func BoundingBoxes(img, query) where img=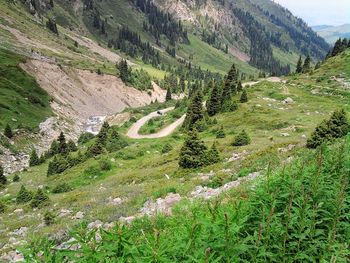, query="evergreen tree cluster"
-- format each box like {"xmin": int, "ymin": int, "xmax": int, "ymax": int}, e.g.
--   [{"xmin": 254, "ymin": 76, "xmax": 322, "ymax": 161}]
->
[
  {"xmin": 111, "ymin": 26, "xmax": 161, "ymax": 66},
  {"xmin": 328, "ymin": 38, "xmax": 350, "ymax": 58},
  {"xmin": 134, "ymin": 0, "xmax": 188, "ymax": 45},
  {"xmin": 306, "ymin": 109, "xmax": 349, "ymax": 149},
  {"xmin": 295, "ymin": 55, "xmax": 312, "ymax": 74},
  {"xmin": 178, "ymin": 129, "xmax": 220, "ymax": 168},
  {"xmin": 232, "ymin": 8, "xmax": 291, "ymax": 76}
]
